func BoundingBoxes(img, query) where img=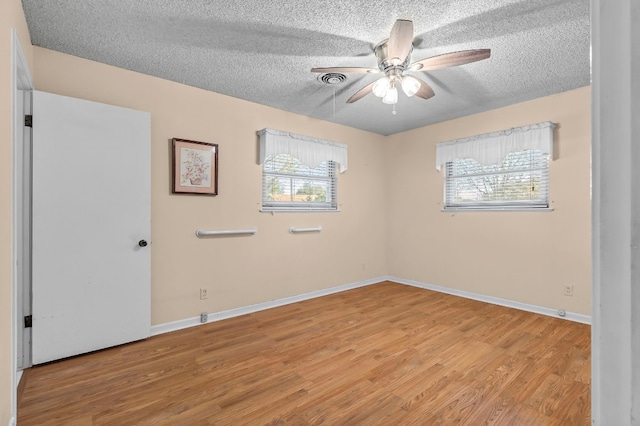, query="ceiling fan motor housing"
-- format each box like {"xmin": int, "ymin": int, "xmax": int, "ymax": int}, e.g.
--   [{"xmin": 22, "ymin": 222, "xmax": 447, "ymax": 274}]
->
[{"xmin": 375, "ymin": 39, "xmax": 413, "ymax": 73}]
